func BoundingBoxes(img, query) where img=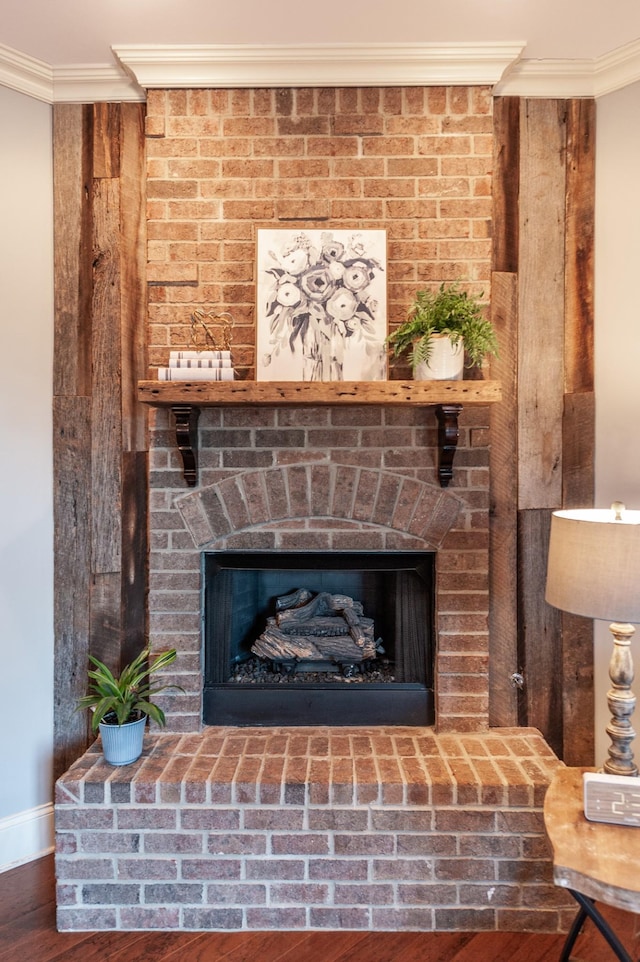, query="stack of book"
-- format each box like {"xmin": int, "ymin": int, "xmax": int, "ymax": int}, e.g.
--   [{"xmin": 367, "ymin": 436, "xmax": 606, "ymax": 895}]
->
[{"xmin": 156, "ymin": 350, "xmax": 235, "ymax": 381}]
